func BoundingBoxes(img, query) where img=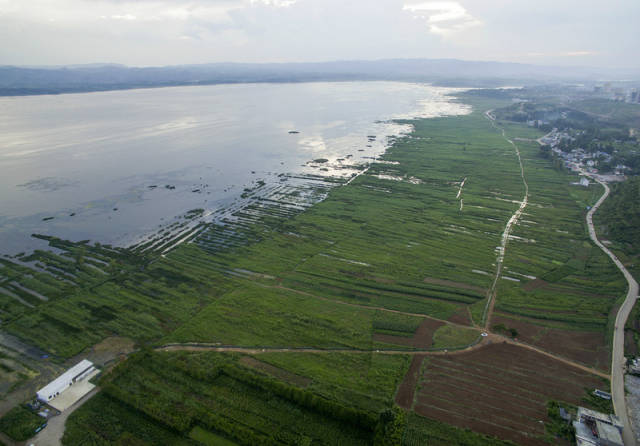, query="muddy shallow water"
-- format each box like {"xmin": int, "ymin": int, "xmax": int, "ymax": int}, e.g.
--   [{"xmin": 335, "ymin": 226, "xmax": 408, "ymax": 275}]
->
[{"xmin": 0, "ymin": 81, "xmax": 469, "ymax": 254}]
